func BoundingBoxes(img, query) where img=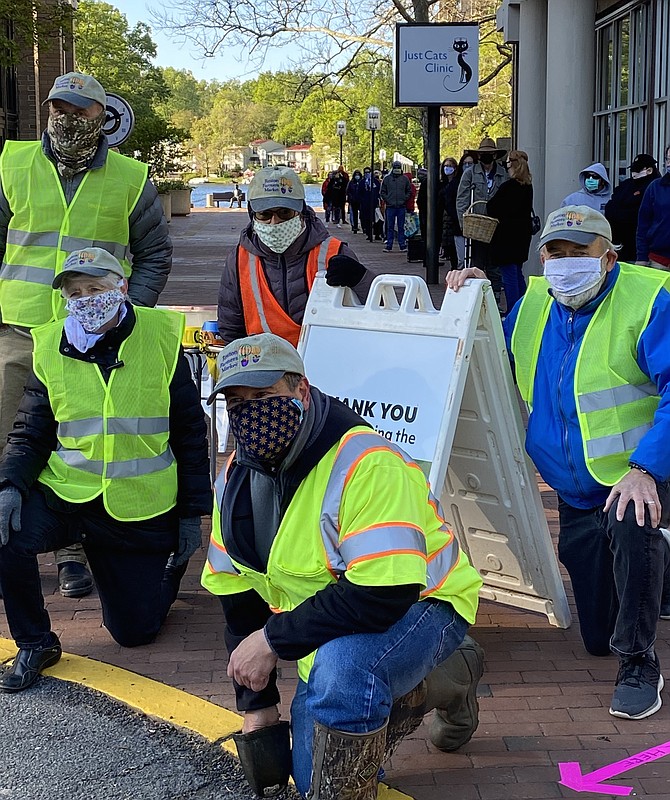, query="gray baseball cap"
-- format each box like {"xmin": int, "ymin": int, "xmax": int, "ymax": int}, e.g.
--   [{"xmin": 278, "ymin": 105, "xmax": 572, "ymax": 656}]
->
[
  {"xmin": 53, "ymin": 247, "xmax": 125, "ymax": 289},
  {"xmin": 247, "ymin": 167, "xmax": 305, "ymax": 212},
  {"xmin": 539, "ymin": 205, "xmax": 612, "ymax": 248},
  {"xmin": 43, "ymin": 72, "xmax": 106, "ymax": 109},
  {"xmin": 208, "ymin": 333, "xmax": 305, "ymax": 403}
]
